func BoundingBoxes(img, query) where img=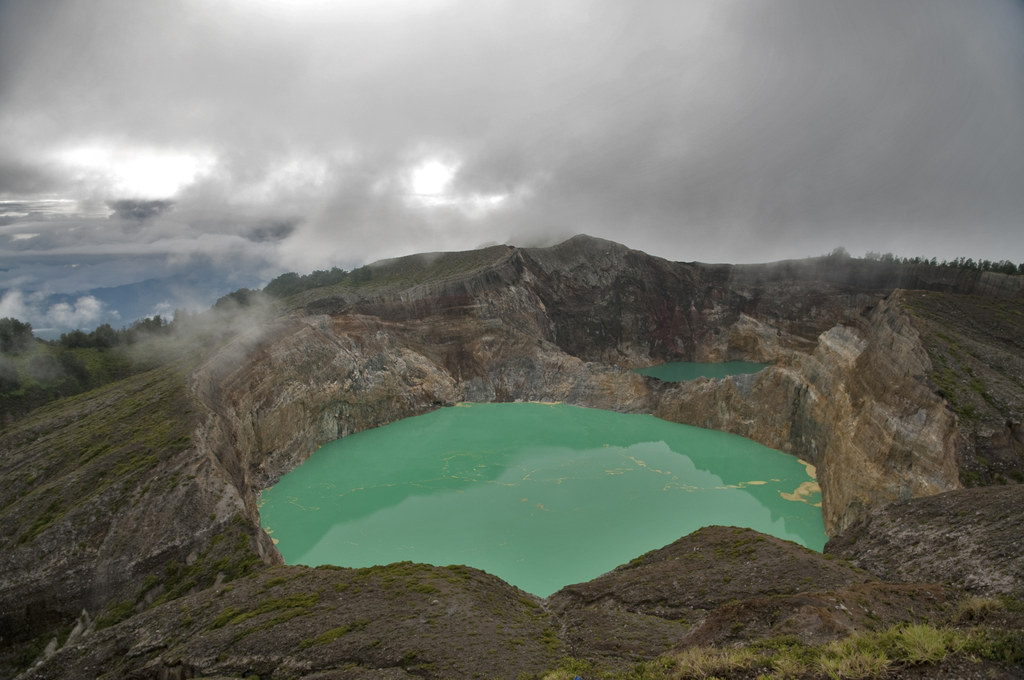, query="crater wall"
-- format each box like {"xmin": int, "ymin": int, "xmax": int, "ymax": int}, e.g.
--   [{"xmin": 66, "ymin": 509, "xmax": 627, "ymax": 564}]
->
[
  {"xmin": 5, "ymin": 236, "xmax": 1021, "ymax": 677},
  {"xmin": 188, "ymin": 237, "xmax": 980, "ymax": 544}
]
